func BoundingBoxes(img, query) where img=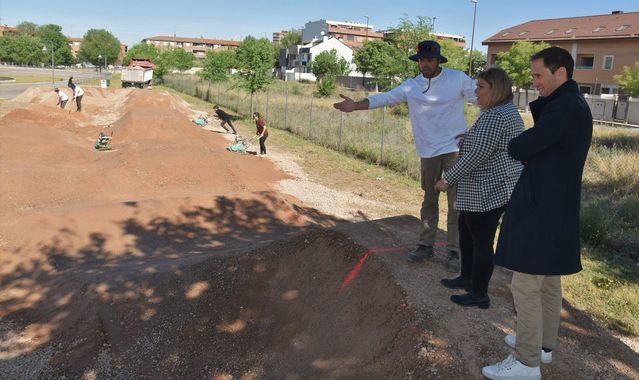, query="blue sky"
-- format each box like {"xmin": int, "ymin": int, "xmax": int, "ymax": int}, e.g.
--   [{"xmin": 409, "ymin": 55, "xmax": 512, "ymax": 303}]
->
[{"xmin": 0, "ymin": 0, "xmax": 637, "ymax": 52}]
